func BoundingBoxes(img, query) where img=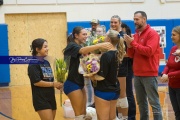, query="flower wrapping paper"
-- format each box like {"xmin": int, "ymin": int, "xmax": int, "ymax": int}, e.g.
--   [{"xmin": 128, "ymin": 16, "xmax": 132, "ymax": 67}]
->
[{"xmin": 79, "ymin": 54, "xmax": 100, "ymax": 77}]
